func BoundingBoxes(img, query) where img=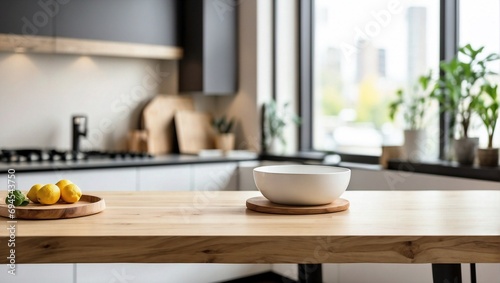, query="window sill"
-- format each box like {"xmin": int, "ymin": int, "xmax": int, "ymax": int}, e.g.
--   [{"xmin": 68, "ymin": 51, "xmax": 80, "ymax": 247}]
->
[
  {"xmin": 259, "ymin": 152, "xmax": 499, "ymax": 182},
  {"xmin": 387, "ymin": 160, "xmax": 500, "ymax": 182}
]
